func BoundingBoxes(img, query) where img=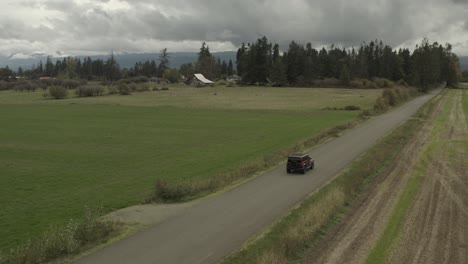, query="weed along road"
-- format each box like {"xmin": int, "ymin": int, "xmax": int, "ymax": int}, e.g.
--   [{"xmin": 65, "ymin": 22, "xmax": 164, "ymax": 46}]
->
[{"xmin": 74, "ymin": 89, "xmax": 441, "ymax": 264}]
